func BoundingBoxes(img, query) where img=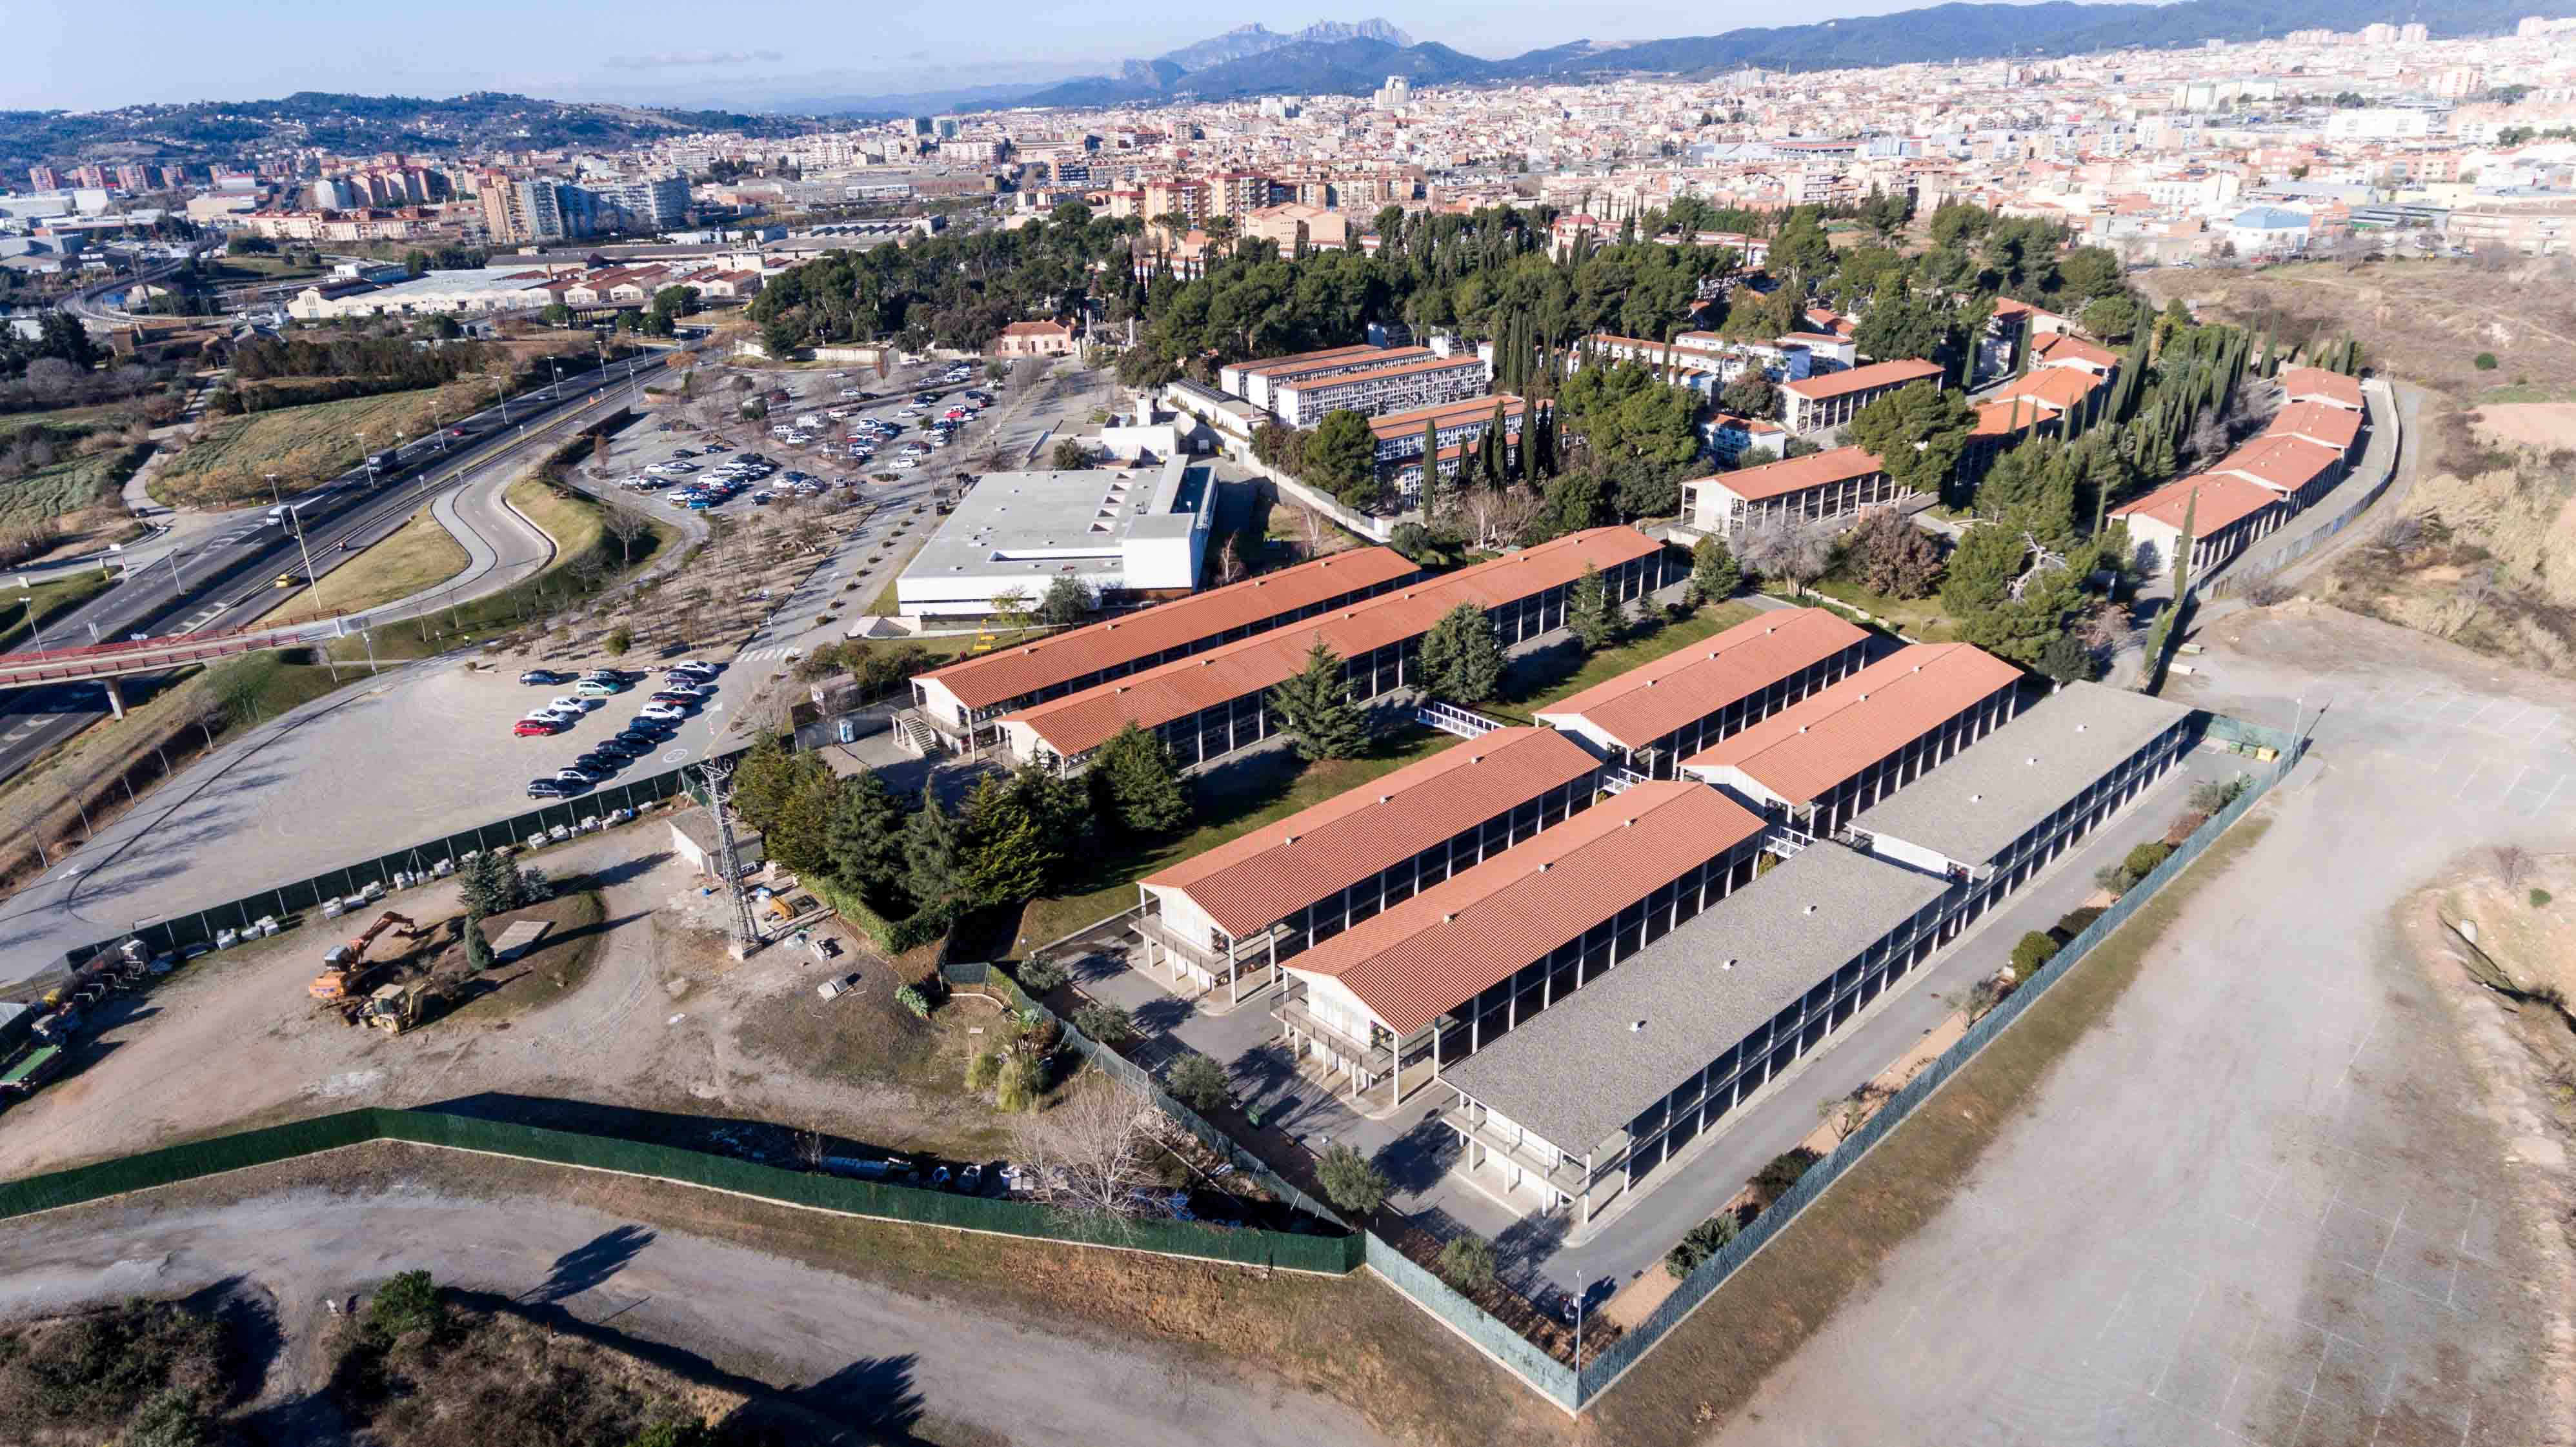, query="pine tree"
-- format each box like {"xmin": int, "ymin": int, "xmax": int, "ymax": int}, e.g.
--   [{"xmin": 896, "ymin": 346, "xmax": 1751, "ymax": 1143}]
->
[
  {"xmin": 766, "ymin": 768, "xmax": 840, "ymax": 876},
  {"xmin": 901, "ymin": 785, "xmax": 971, "ymax": 924},
  {"xmin": 1418, "ymin": 602, "xmax": 1505, "ymax": 703},
  {"xmin": 1269, "ymin": 637, "xmax": 1369, "ymax": 760},
  {"xmin": 961, "ymin": 775, "xmax": 1054, "ymax": 907},
  {"xmin": 1687, "ymin": 536, "xmax": 1742, "ymax": 605},
  {"xmin": 1092, "ymin": 722, "xmax": 1192, "ymax": 835},
  {"xmin": 824, "ymin": 769, "xmax": 907, "ymax": 906},
  {"xmin": 1567, "ymin": 563, "xmax": 1622, "ymax": 653}
]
